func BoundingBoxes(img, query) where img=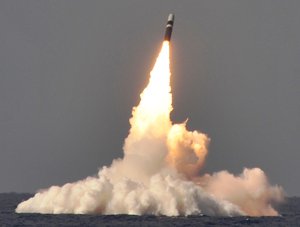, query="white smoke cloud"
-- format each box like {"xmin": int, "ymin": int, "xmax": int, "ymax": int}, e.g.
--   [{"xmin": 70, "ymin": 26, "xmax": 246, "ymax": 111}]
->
[
  {"xmin": 16, "ymin": 42, "xmax": 283, "ymax": 216},
  {"xmin": 197, "ymin": 168, "xmax": 284, "ymax": 216}
]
